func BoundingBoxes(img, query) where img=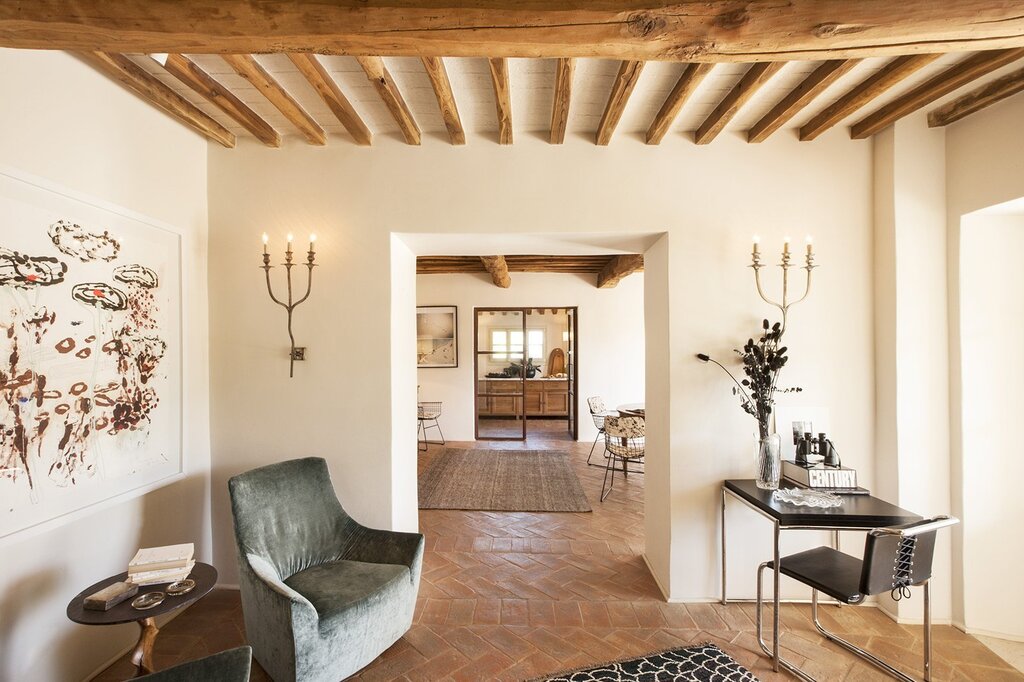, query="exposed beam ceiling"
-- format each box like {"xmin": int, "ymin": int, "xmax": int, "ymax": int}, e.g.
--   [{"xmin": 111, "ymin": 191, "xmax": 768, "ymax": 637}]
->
[
  {"xmin": 549, "ymin": 58, "xmax": 575, "ymax": 145},
  {"xmin": 76, "ymin": 52, "xmax": 235, "ymax": 148},
  {"xmin": 695, "ymin": 62, "xmax": 784, "ymax": 145},
  {"xmin": 646, "ymin": 63, "xmax": 714, "ymax": 145},
  {"xmin": 421, "ymin": 57, "xmax": 465, "ymax": 145},
  {"xmin": 9, "ymin": 2, "xmax": 1024, "ymax": 61},
  {"xmin": 222, "ymin": 54, "xmax": 325, "ymax": 145},
  {"xmin": 596, "ymin": 60, "xmax": 645, "ymax": 145},
  {"xmin": 479, "ymin": 256, "xmax": 512, "ymax": 288},
  {"xmin": 488, "ymin": 58, "xmax": 513, "ymax": 145},
  {"xmin": 928, "ymin": 66, "xmax": 1024, "ymax": 128},
  {"xmin": 747, "ymin": 59, "xmax": 859, "ymax": 143},
  {"xmin": 356, "ymin": 56, "xmax": 421, "ymax": 145},
  {"xmin": 597, "ymin": 255, "xmax": 645, "ymax": 289},
  {"xmin": 288, "ymin": 53, "xmax": 372, "ymax": 145},
  {"xmin": 419, "ymin": 255, "xmax": 644, "ymax": 288},
  {"xmin": 850, "ymin": 48, "xmax": 1024, "ymax": 139}
]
